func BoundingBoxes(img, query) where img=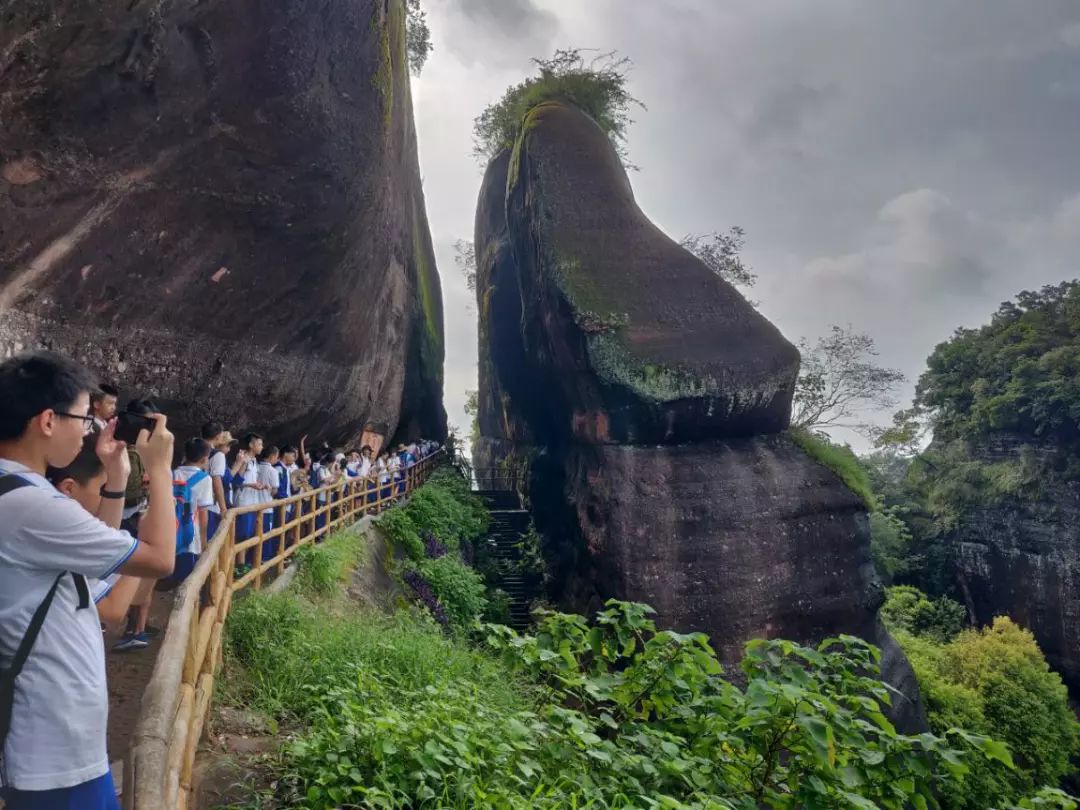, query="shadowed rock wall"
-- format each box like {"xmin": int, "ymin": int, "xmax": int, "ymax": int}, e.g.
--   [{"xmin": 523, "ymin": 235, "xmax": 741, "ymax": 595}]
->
[
  {"xmin": 953, "ymin": 435, "xmax": 1080, "ymax": 693},
  {"xmin": 0, "ymin": 0, "xmax": 445, "ymax": 444},
  {"xmin": 475, "ymin": 101, "xmax": 923, "ymax": 729}
]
